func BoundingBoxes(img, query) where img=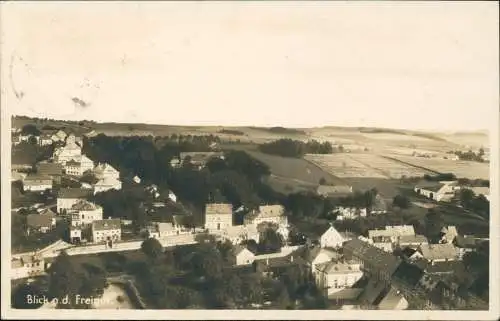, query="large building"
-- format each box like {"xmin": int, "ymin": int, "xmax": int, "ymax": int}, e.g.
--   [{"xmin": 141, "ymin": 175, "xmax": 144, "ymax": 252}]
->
[
  {"xmin": 69, "ymin": 200, "xmax": 103, "ymax": 226},
  {"xmin": 91, "ymin": 219, "xmax": 121, "ymax": 244},
  {"xmin": 93, "ymin": 163, "xmax": 120, "ymax": 180},
  {"xmin": 314, "ymin": 259, "xmax": 364, "ymax": 296},
  {"xmin": 204, "ymin": 203, "xmax": 233, "ymax": 231},
  {"xmin": 57, "ymin": 188, "xmax": 92, "ymax": 214},
  {"xmin": 414, "ymin": 181, "xmax": 460, "ymax": 202},
  {"xmin": 23, "ymin": 174, "xmax": 53, "ymax": 192},
  {"xmin": 244, "ymin": 205, "xmax": 288, "ymax": 226}
]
